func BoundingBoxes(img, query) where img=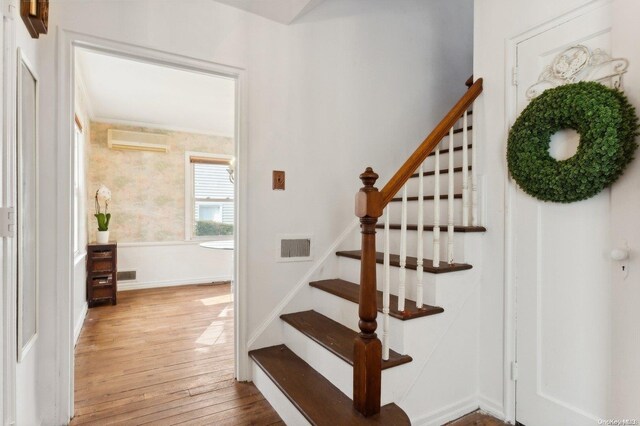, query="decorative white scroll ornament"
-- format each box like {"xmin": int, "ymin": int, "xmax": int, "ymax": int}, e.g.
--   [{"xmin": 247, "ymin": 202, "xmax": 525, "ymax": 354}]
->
[{"xmin": 526, "ymin": 45, "xmax": 629, "ymax": 99}]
